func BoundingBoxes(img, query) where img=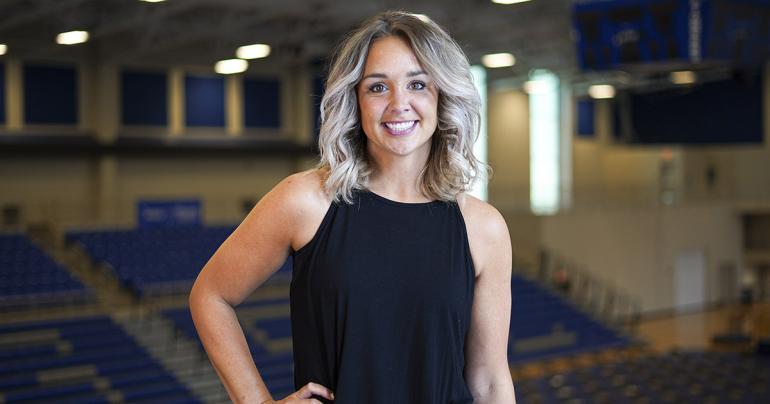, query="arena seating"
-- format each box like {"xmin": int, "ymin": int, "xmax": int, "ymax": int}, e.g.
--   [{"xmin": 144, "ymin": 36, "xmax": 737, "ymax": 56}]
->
[
  {"xmin": 508, "ymin": 275, "xmax": 630, "ymax": 364},
  {"xmin": 0, "ymin": 315, "xmax": 199, "ymax": 403},
  {"xmin": 514, "ymin": 350, "xmax": 770, "ymax": 403},
  {"xmin": 66, "ymin": 225, "xmax": 628, "ymax": 368},
  {"xmin": 0, "ymin": 233, "xmax": 92, "ymax": 307},
  {"xmin": 66, "ymin": 226, "xmax": 292, "ymax": 297},
  {"xmin": 59, "ymin": 226, "xmax": 633, "ymax": 400}
]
